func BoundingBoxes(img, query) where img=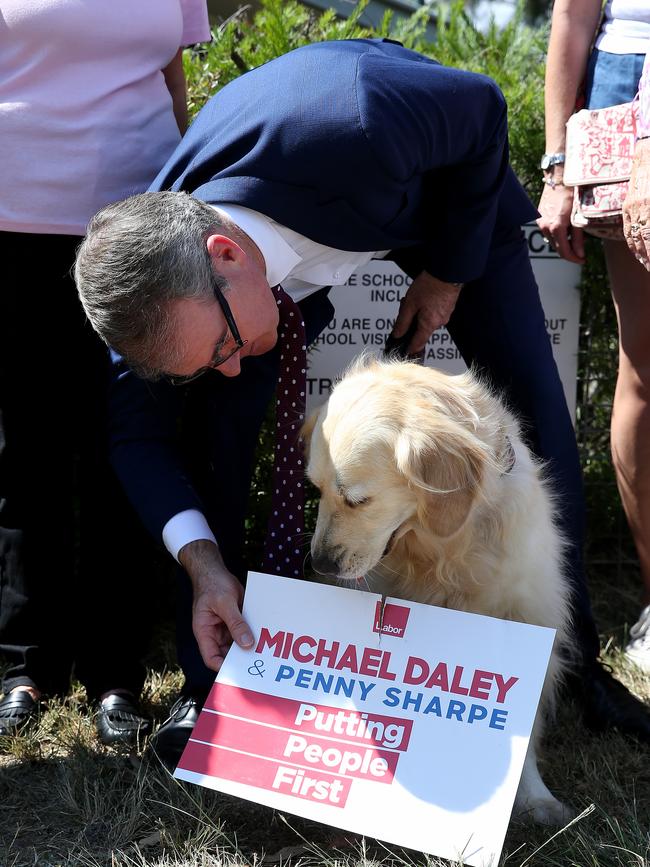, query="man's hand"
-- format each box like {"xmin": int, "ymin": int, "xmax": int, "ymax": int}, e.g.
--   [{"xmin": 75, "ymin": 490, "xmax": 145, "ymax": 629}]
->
[
  {"xmin": 537, "ymin": 179, "xmax": 585, "ymax": 264},
  {"xmin": 390, "ymin": 271, "xmax": 462, "ymax": 355},
  {"xmin": 623, "ymin": 137, "xmax": 650, "ymax": 269},
  {"xmin": 178, "ymin": 539, "xmax": 254, "ymax": 671}
]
